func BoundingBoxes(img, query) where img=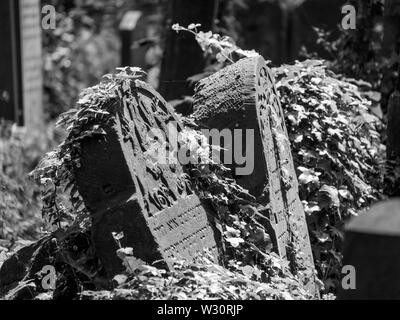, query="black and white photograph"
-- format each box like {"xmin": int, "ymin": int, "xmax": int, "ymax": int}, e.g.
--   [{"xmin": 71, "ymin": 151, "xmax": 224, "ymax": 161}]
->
[{"xmin": 0, "ymin": 0, "xmax": 399, "ymax": 307}]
